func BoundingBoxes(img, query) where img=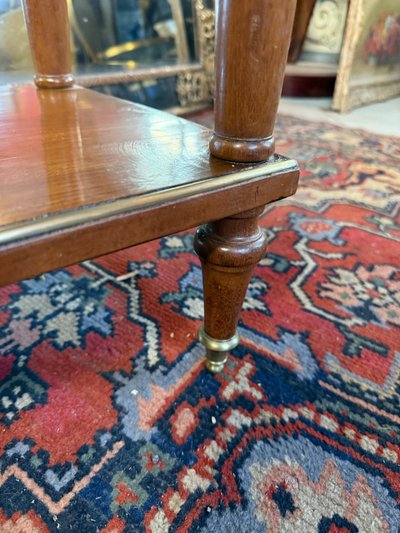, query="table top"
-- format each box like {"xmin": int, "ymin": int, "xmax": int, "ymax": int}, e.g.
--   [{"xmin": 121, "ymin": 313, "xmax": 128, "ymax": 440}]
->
[{"xmin": 0, "ymin": 85, "xmax": 297, "ymax": 247}]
